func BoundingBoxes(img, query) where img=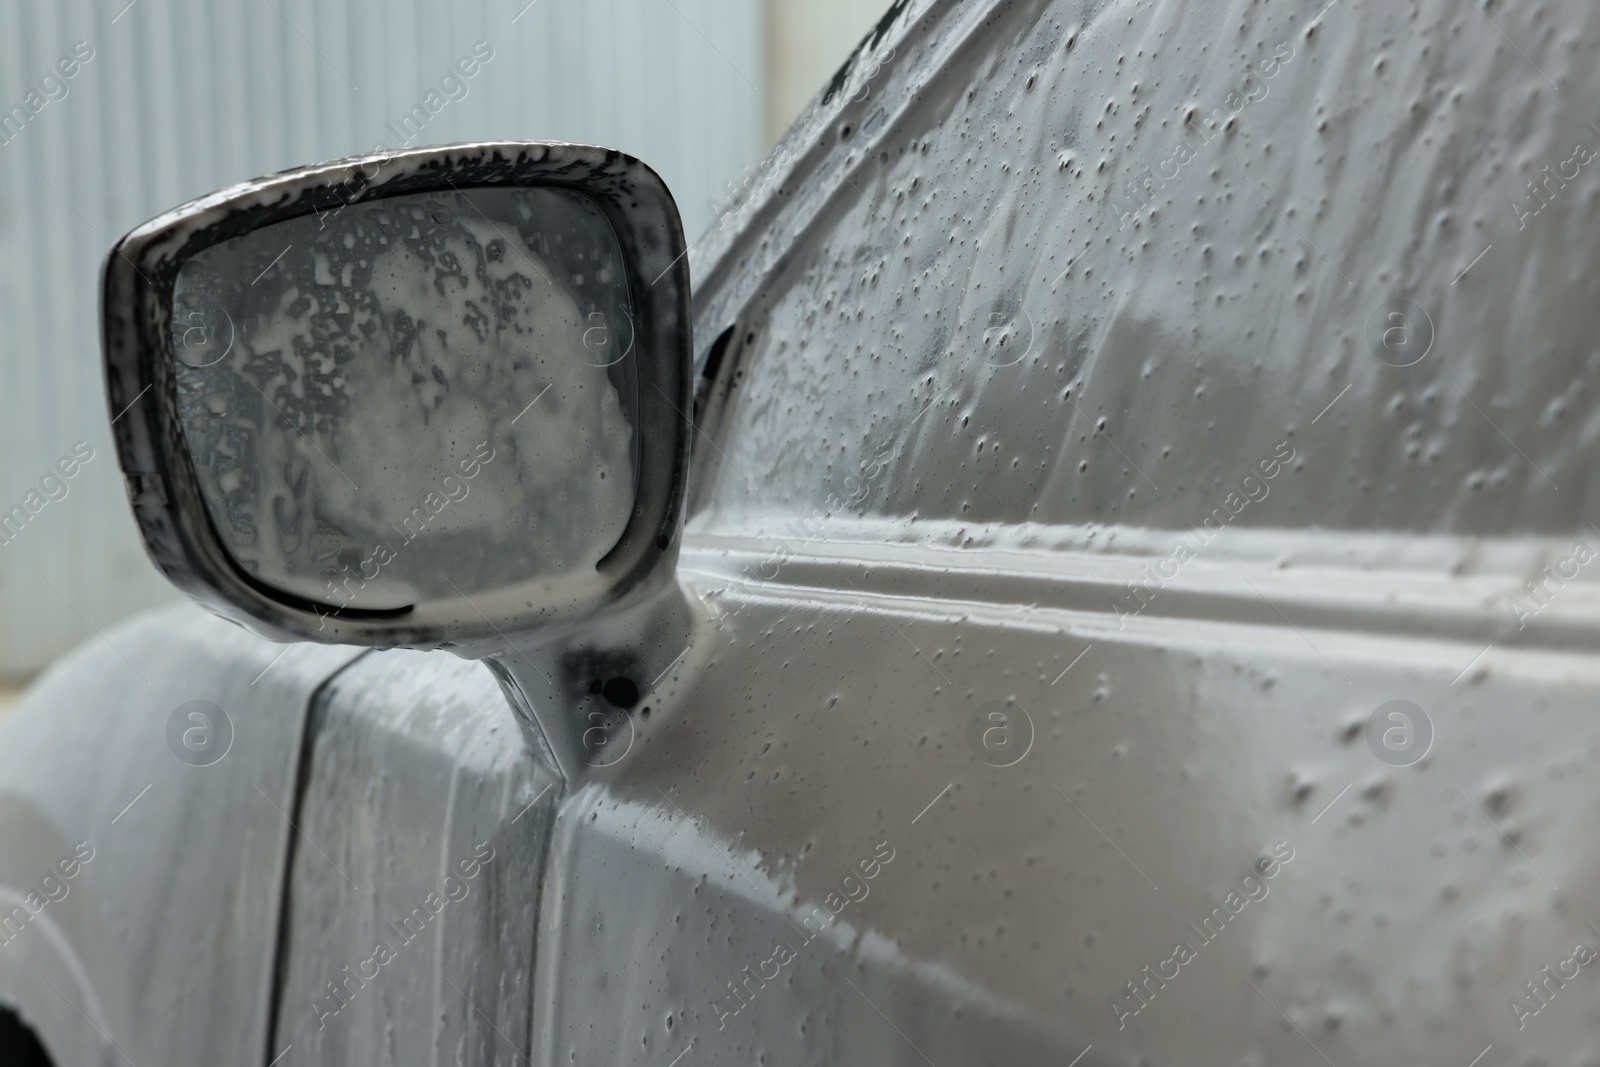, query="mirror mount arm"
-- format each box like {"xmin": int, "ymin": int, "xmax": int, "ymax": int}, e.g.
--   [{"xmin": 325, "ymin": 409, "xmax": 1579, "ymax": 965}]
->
[
  {"xmin": 485, "ymin": 578, "xmax": 700, "ymax": 784},
  {"xmin": 489, "ymin": 654, "xmax": 578, "ymax": 783}
]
